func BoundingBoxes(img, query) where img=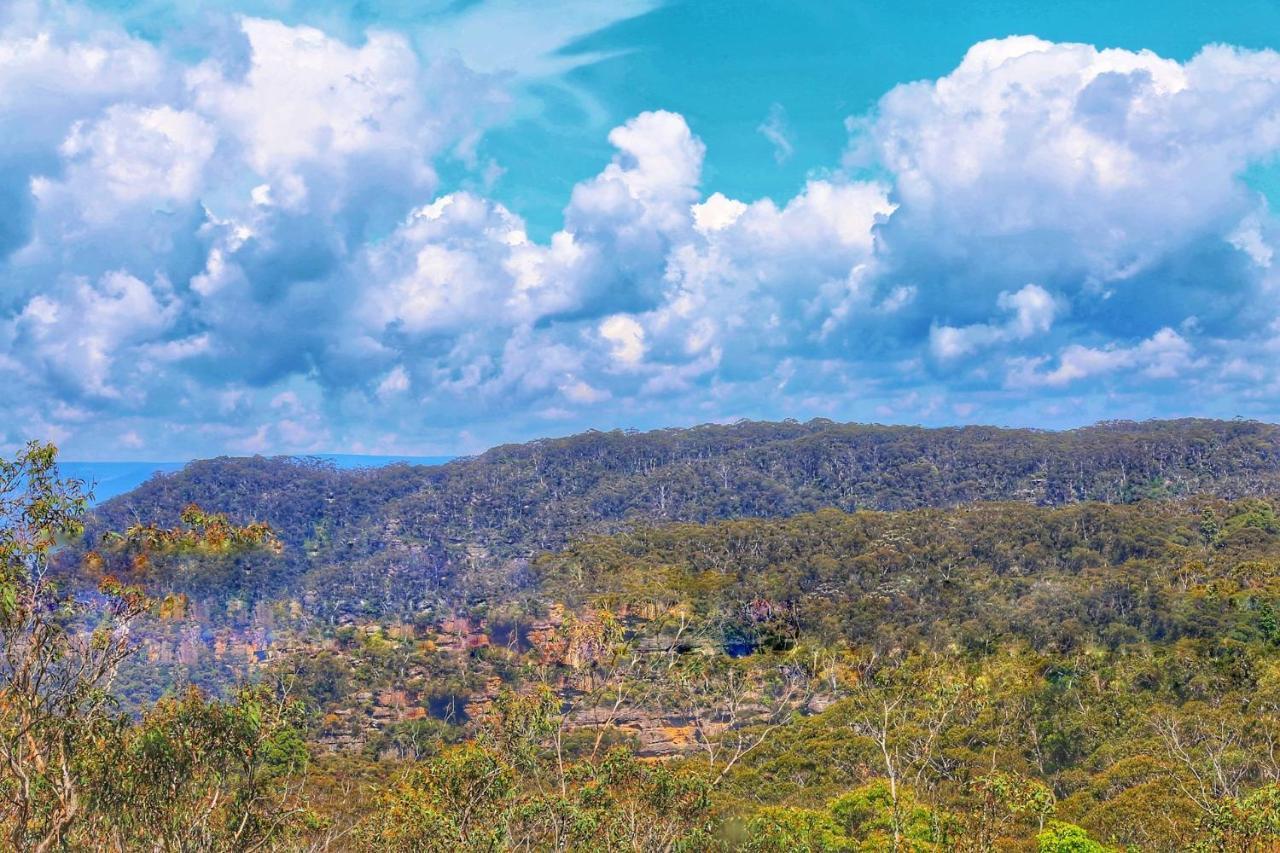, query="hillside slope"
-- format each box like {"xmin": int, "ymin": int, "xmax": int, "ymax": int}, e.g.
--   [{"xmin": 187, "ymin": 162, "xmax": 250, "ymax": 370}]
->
[{"xmin": 84, "ymin": 418, "xmax": 1280, "ymax": 619}]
